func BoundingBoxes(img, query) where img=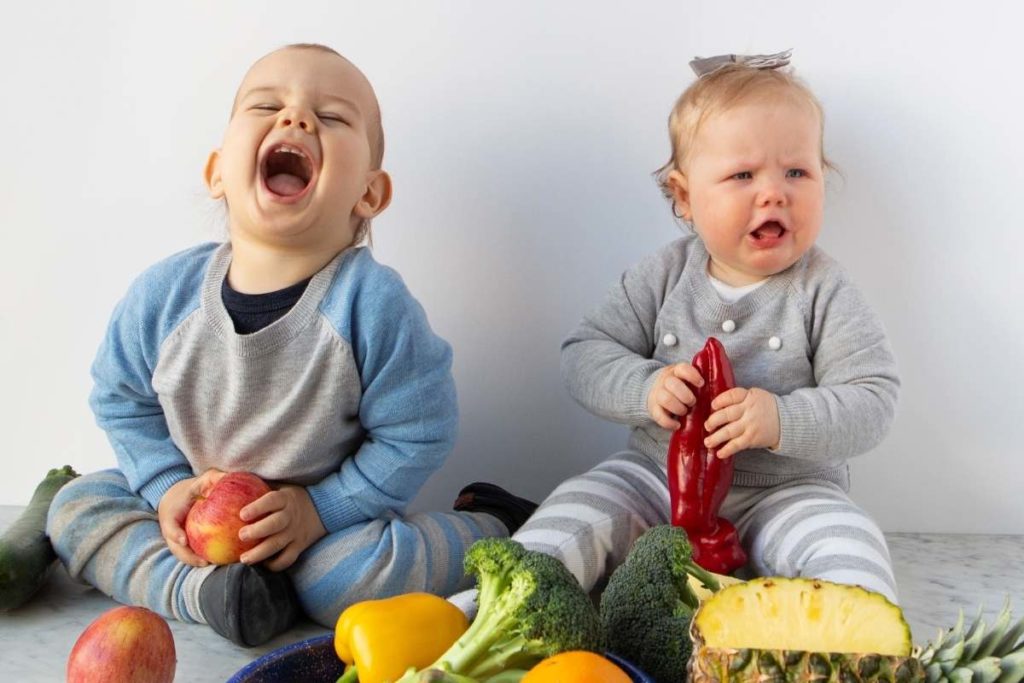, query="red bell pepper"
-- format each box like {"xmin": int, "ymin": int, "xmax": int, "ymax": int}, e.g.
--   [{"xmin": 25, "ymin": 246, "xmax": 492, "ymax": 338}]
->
[{"xmin": 667, "ymin": 337, "xmax": 748, "ymax": 574}]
